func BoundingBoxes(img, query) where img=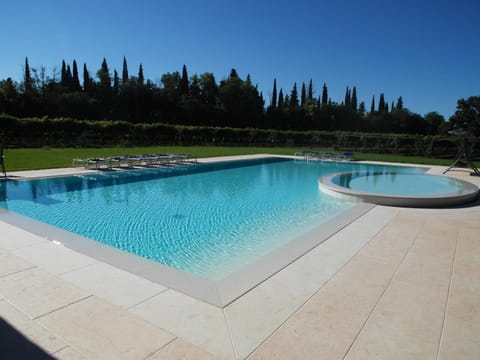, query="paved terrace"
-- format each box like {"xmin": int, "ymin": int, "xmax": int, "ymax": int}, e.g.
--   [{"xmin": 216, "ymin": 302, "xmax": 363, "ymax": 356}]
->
[{"xmin": 0, "ymin": 156, "xmax": 479, "ymax": 359}]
